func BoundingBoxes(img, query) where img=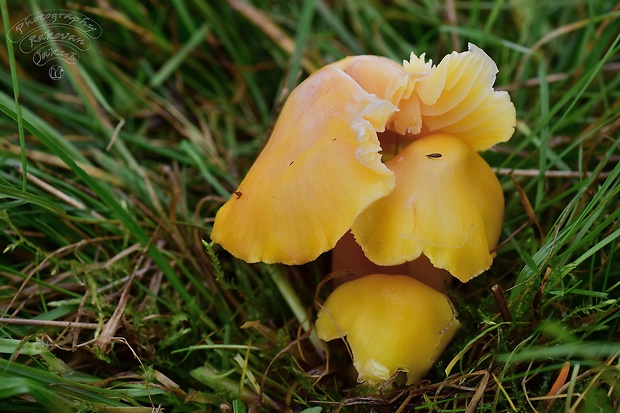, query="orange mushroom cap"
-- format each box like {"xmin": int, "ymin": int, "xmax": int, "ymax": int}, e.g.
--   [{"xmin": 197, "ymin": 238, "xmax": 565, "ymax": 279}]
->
[
  {"xmin": 316, "ymin": 274, "xmax": 460, "ymax": 385},
  {"xmin": 351, "ymin": 133, "xmax": 504, "ymax": 282},
  {"xmin": 210, "ymin": 64, "xmax": 396, "ymax": 264}
]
